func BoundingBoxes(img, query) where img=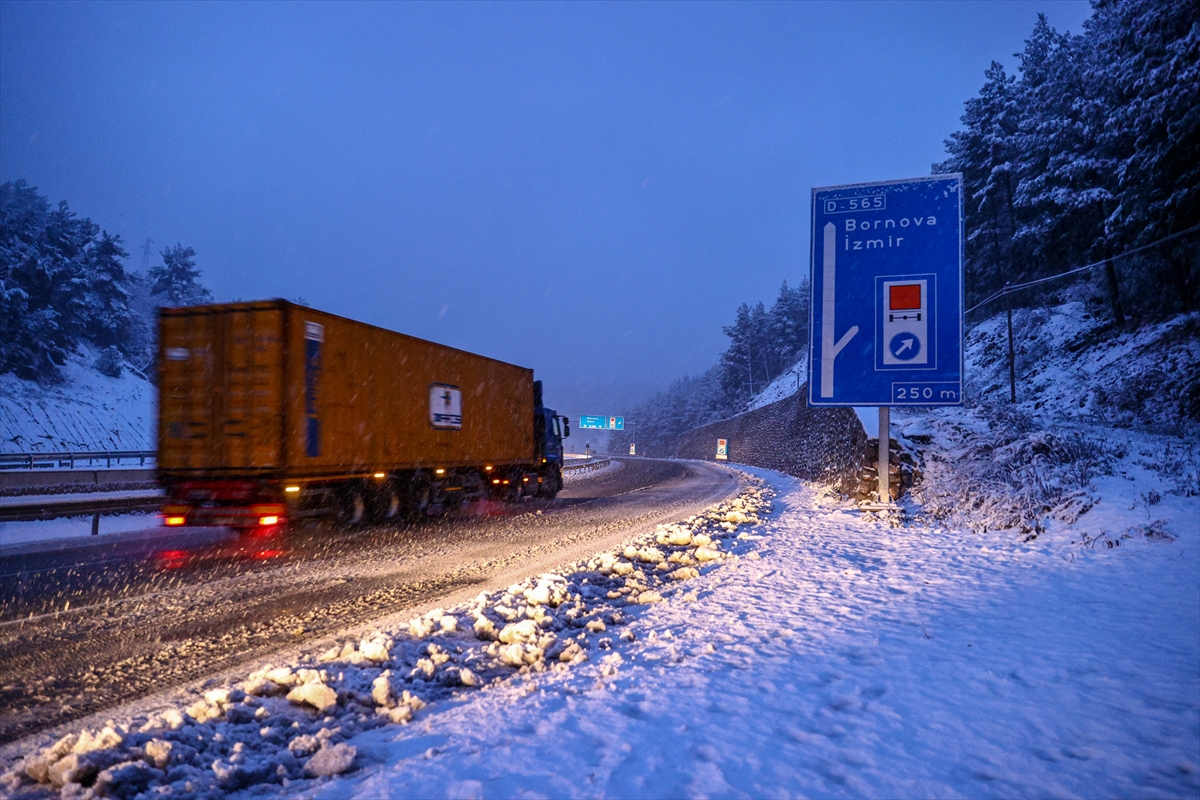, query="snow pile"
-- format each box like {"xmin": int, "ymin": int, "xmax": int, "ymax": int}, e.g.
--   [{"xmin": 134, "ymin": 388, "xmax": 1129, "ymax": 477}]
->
[
  {"xmin": 1, "ymin": 478, "xmax": 771, "ymax": 798},
  {"xmin": 0, "ymin": 347, "xmax": 156, "ymax": 454}
]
